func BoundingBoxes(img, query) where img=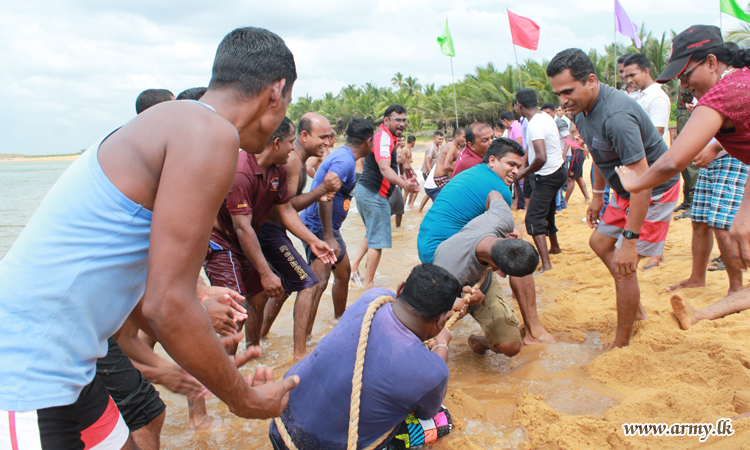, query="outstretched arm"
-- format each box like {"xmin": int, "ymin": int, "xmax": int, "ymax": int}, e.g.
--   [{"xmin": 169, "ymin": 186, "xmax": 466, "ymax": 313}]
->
[
  {"xmin": 277, "ymin": 201, "xmax": 336, "ymax": 265},
  {"xmin": 140, "ymin": 129, "xmax": 297, "ymax": 420},
  {"xmin": 616, "ymin": 106, "xmax": 724, "ymax": 193}
]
